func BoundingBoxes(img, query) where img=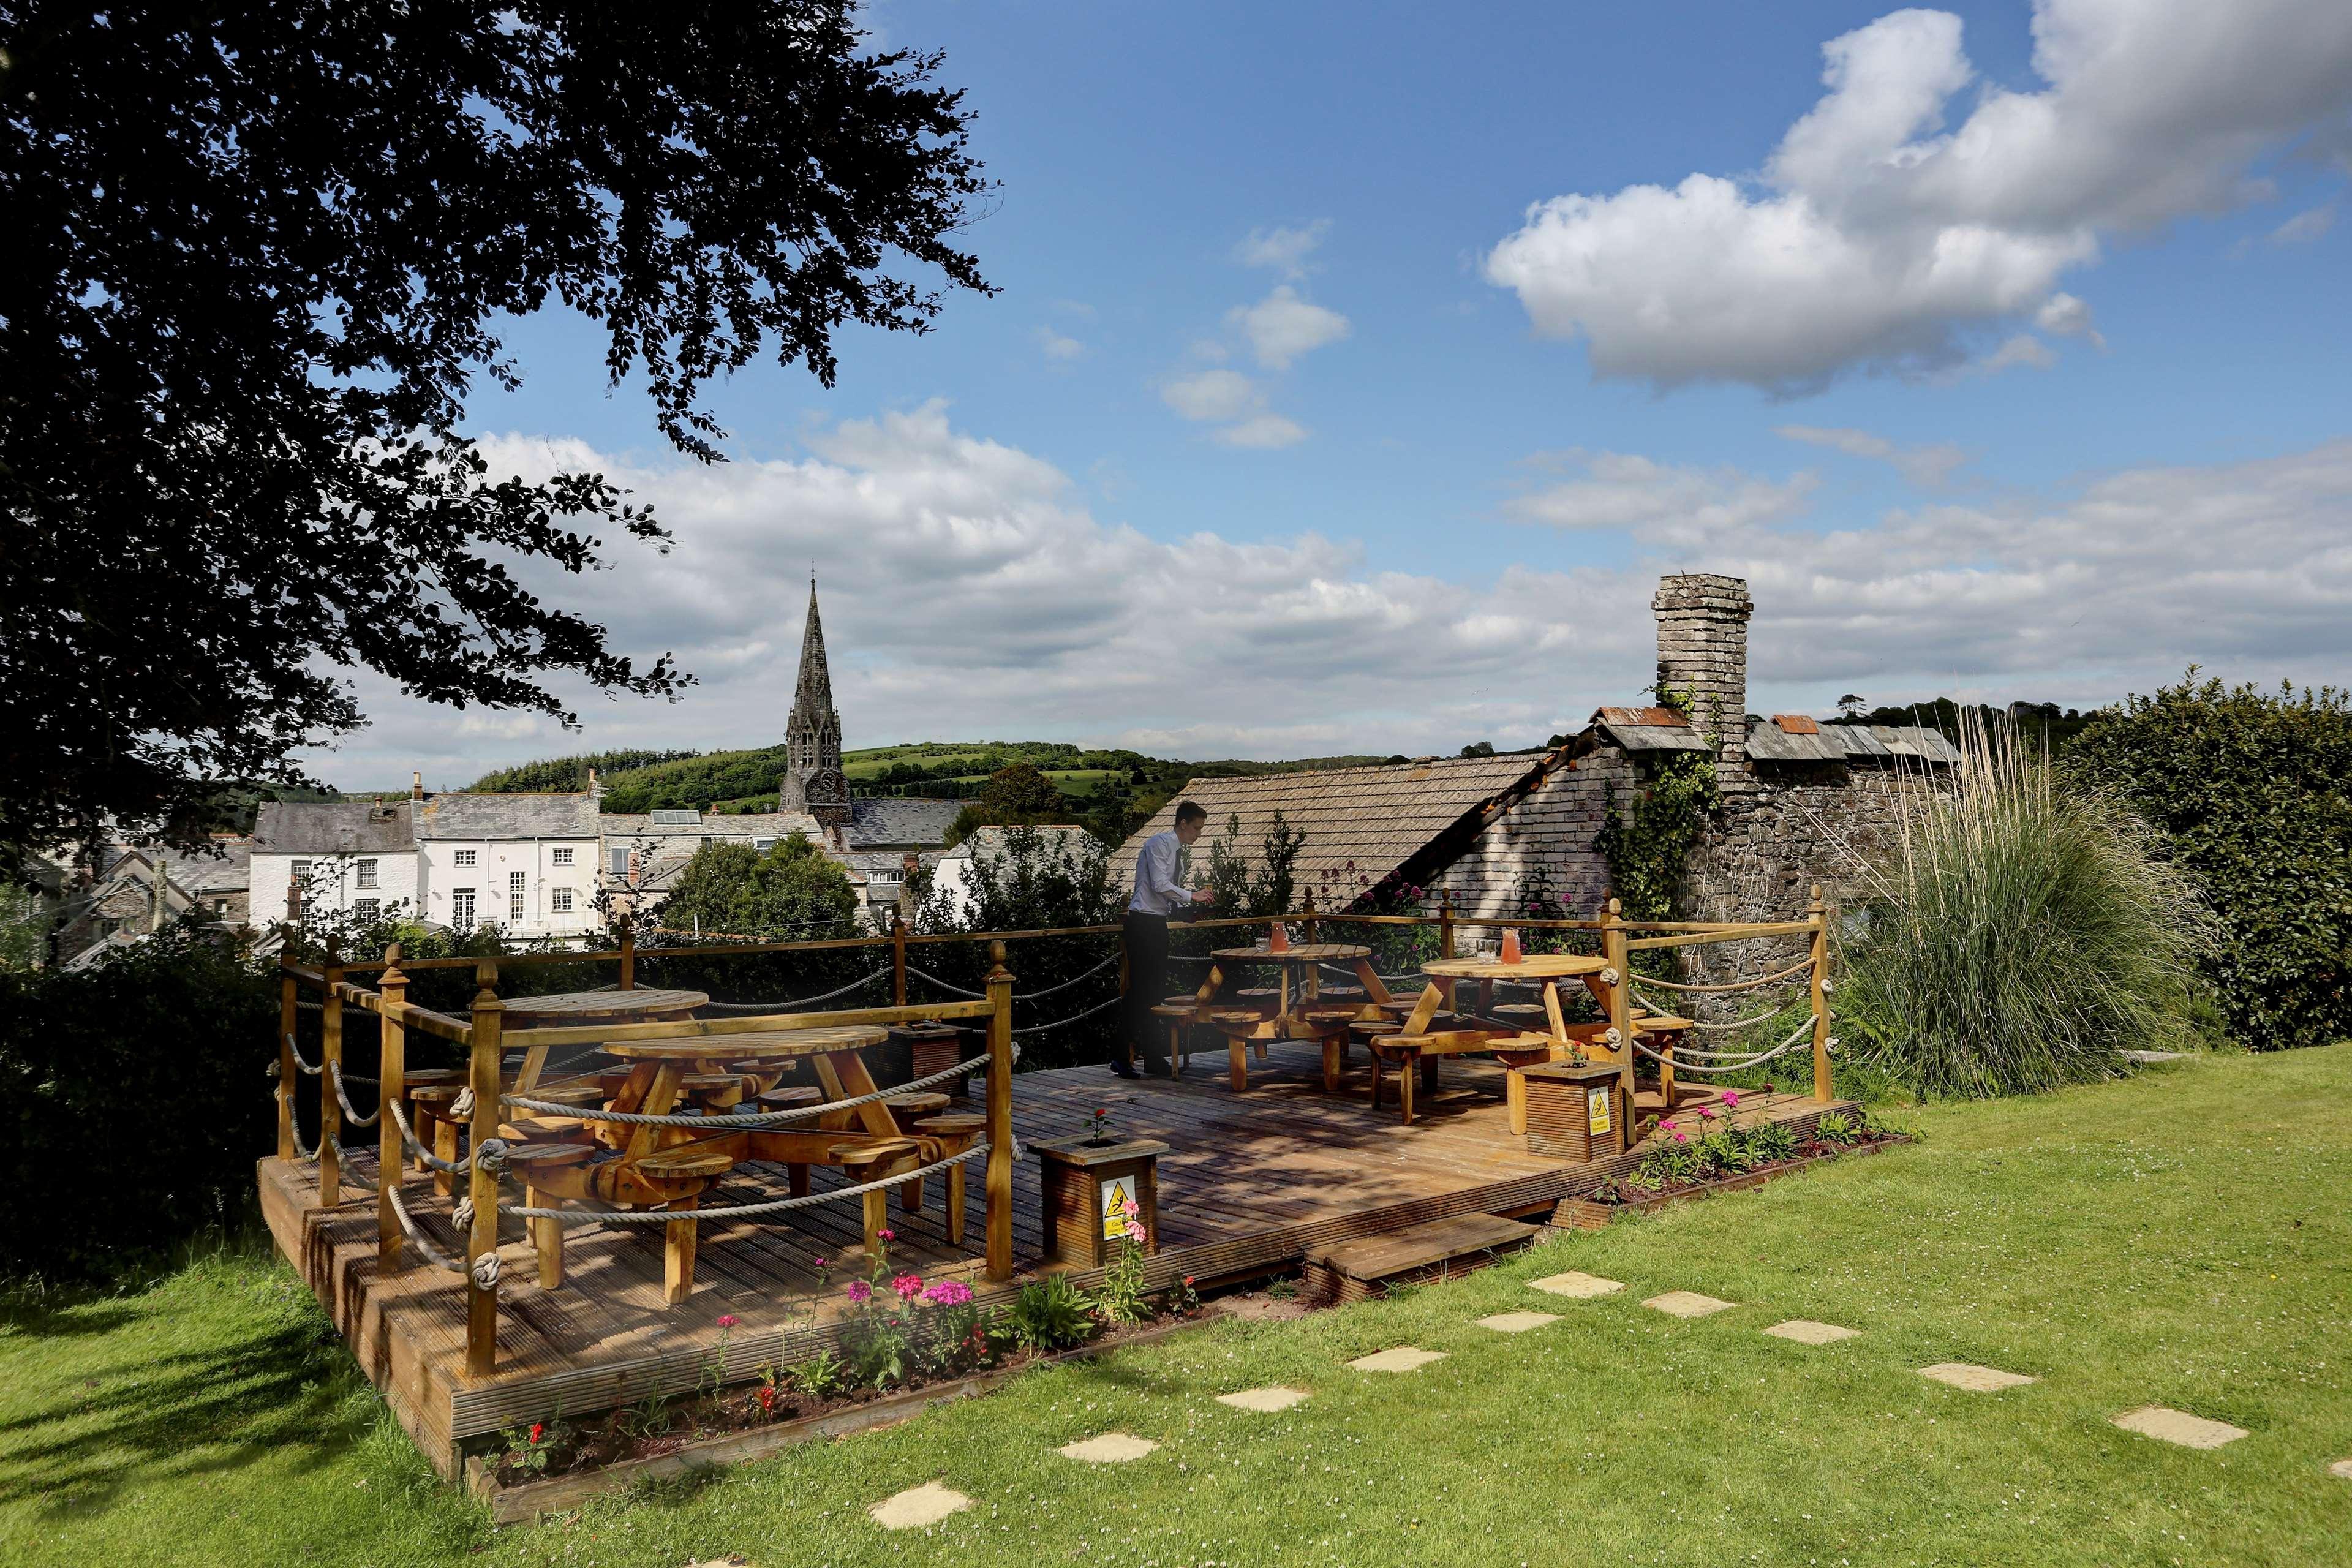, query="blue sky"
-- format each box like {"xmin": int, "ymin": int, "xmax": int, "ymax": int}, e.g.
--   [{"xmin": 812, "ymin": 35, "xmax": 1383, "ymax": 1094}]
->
[{"xmin": 328, "ymin": 0, "xmax": 2352, "ymax": 788}]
